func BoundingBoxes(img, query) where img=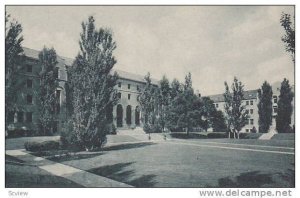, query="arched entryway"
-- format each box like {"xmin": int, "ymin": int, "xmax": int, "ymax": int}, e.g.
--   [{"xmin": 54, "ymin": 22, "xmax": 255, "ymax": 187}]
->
[
  {"xmin": 116, "ymin": 104, "xmax": 123, "ymax": 127},
  {"xmin": 126, "ymin": 105, "xmax": 132, "ymax": 125},
  {"xmin": 135, "ymin": 106, "xmax": 140, "ymax": 126}
]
